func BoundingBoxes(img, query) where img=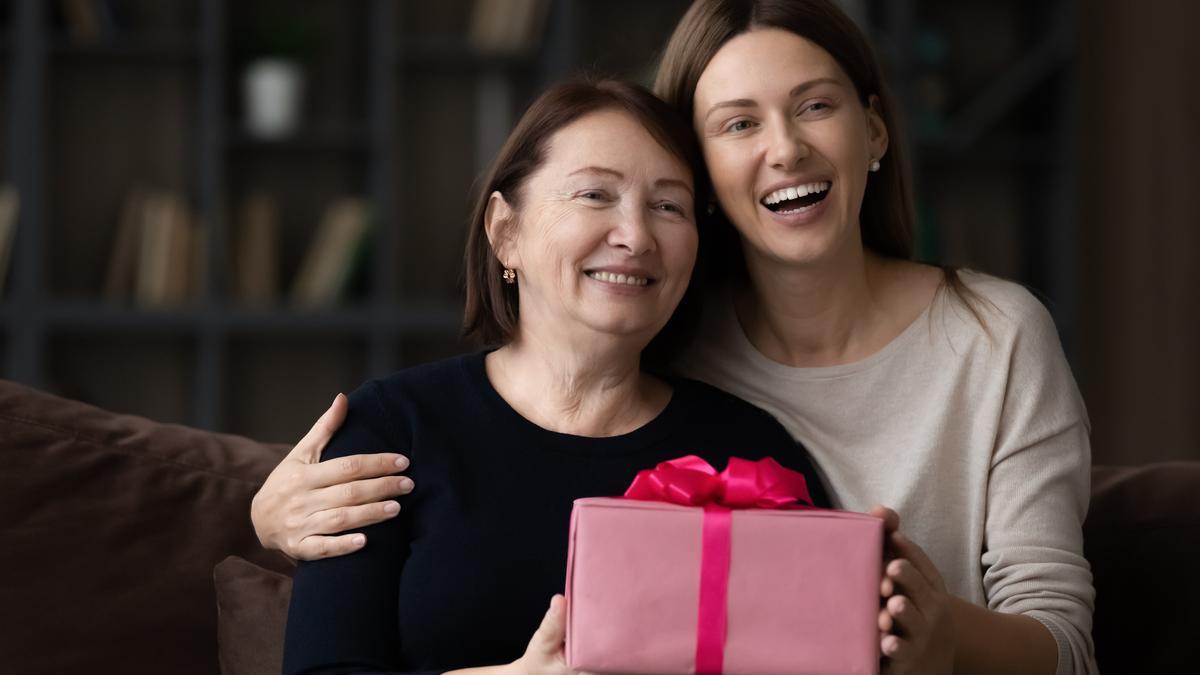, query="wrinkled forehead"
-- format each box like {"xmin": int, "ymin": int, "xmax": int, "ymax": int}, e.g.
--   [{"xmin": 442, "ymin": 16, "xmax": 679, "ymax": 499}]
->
[{"xmin": 539, "ymin": 109, "xmax": 695, "ymax": 185}]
